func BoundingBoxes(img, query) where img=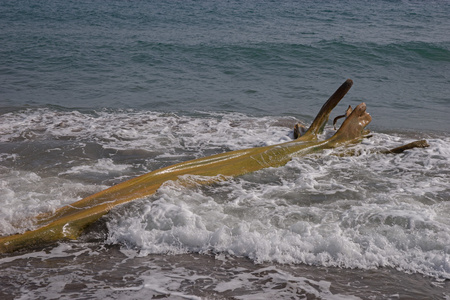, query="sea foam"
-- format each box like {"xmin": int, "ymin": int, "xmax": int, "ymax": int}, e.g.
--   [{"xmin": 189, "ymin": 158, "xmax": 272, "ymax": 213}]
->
[{"xmin": 1, "ymin": 109, "xmax": 449, "ymax": 281}]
